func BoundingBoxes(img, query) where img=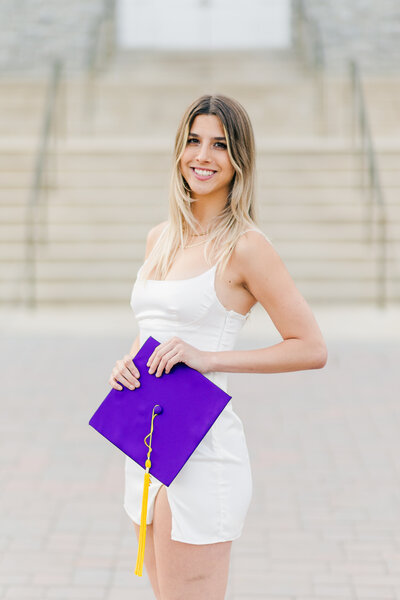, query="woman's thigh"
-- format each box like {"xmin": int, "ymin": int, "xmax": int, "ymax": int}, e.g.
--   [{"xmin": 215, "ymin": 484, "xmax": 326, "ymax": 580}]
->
[
  {"xmin": 152, "ymin": 485, "xmax": 232, "ymax": 600},
  {"xmin": 133, "ymin": 521, "xmax": 161, "ymax": 600}
]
